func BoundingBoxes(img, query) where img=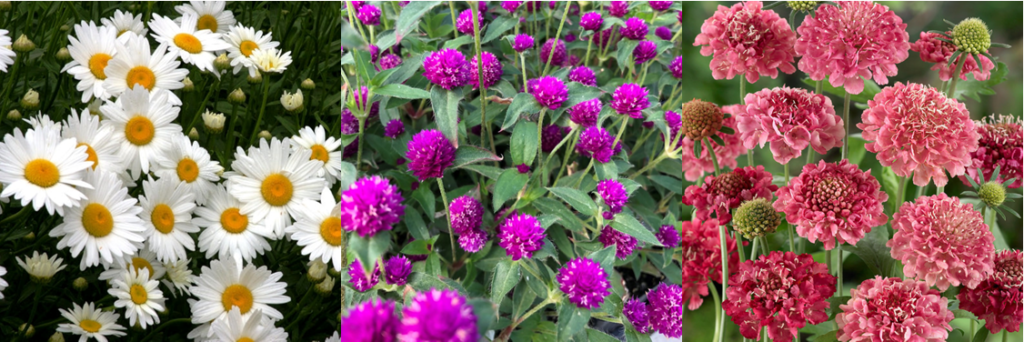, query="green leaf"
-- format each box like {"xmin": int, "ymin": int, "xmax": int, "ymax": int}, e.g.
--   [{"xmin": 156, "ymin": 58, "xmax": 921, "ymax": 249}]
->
[
  {"xmin": 587, "ymin": 329, "xmax": 622, "ymax": 342},
  {"xmin": 403, "ymin": 207, "xmax": 430, "ymax": 241},
  {"xmin": 972, "ymin": 329, "xmax": 989, "ymax": 342},
  {"xmin": 393, "ymin": 1, "xmax": 442, "ymax": 48},
  {"xmin": 426, "ymin": 252, "xmax": 443, "ymax": 276},
  {"xmin": 648, "ymin": 175, "xmax": 682, "ymax": 194},
  {"xmin": 493, "ymin": 169, "xmax": 529, "ymax": 211},
  {"xmin": 453, "ymin": 145, "xmax": 503, "ymax": 169},
  {"xmin": 338, "ymin": 161, "xmax": 357, "ymax": 190},
  {"xmin": 615, "ymin": 40, "xmax": 640, "ymax": 70},
  {"xmin": 532, "ymin": 197, "xmax": 583, "ymax": 233},
  {"xmin": 374, "ymin": 83, "xmax": 431, "ymax": 99},
  {"xmin": 400, "ymin": 239, "xmax": 432, "ymax": 255},
  {"xmin": 595, "ymin": 160, "xmax": 618, "ymax": 180},
  {"xmin": 952, "ymin": 309, "xmax": 978, "ymax": 320},
  {"xmin": 431, "ymin": 86, "xmax": 462, "ymax": 148},
  {"xmin": 801, "ymin": 77, "xmax": 880, "ymax": 104},
  {"xmin": 482, "ymin": 15, "xmax": 518, "ymax": 44},
  {"xmin": 880, "ymin": 166, "xmax": 901, "ymax": 211},
  {"xmin": 556, "ymin": 304, "xmax": 591, "ymax": 341},
  {"xmin": 512, "ymin": 282, "xmax": 538, "ymax": 319},
  {"xmin": 442, "ymin": 35, "xmax": 475, "ymax": 50},
  {"xmin": 491, "ymin": 259, "xmax": 522, "ymax": 309},
  {"xmin": 511, "ymin": 121, "xmax": 539, "ymax": 166},
  {"xmin": 546, "ymin": 187, "xmax": 598, "ymax": 216},
  {"xmin": 411, "ymin": 183, "xmax": 437, "ymax": 222},
  {"xmin": 955, "ymin": 61, "xmax": 1009, "ymax": 102},
  {"xmin": 588, "ymin": 246, "xmax": 617, "ymax": 272},
  {"xmin": 468, "ymin": 298, "xmax": 496, "ymax": 334},
  {"xmin": 459, "ymin": 164, "xmax": 503, "ymax": 180},
  {"xmin": 502, "ymin": 93, "xmax": 541, "ymax": 131},
  {"xmin": 349, "ymin": 232, "xmax": 392, "ymax": 271},
  {"xmin": 611, "ymin": 213, "xmax": 662, "ymax": 247},
  {"xmin": 844, "ymin": 225, "xmax": 896, "ymax": 277}
]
